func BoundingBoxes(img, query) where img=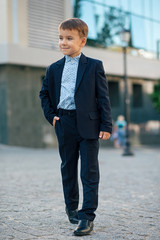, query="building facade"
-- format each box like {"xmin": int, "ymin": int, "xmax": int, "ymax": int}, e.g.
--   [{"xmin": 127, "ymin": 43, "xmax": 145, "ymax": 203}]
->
[
  {"xmin": 0, "ymin": 0, "xmax": 160, "ymax": 147},
  {"xmin": 76, "ymin": 0, "xmax": 160, "ymax": 56}
]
